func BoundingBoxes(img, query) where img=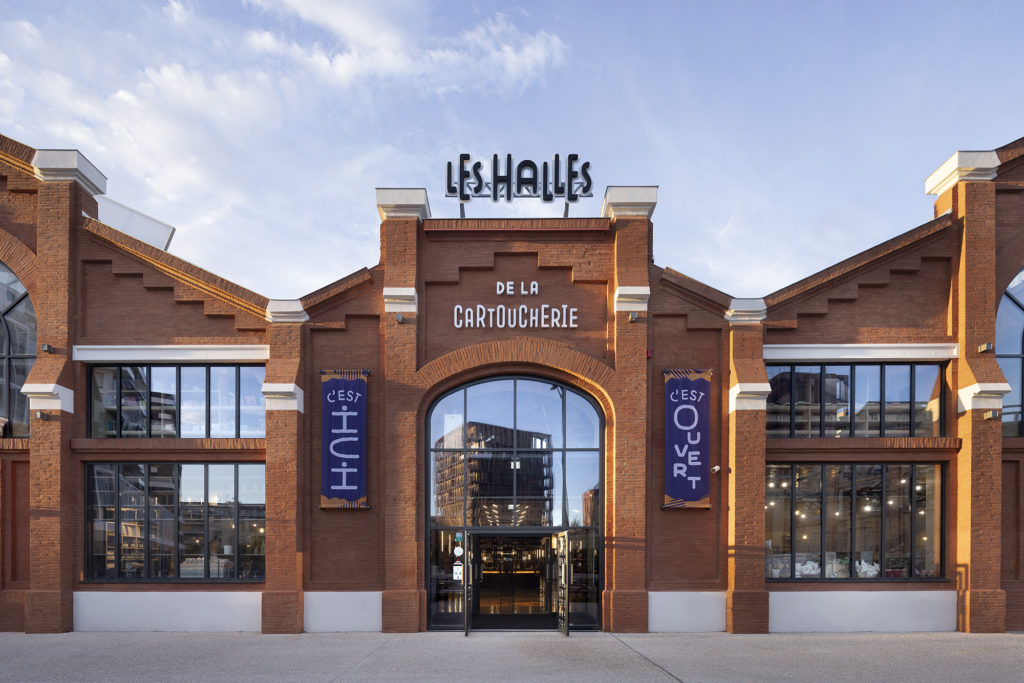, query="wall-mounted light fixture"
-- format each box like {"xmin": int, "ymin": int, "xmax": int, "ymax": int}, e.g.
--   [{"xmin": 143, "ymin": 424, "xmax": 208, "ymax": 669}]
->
[
  {"xmin": 984, "ymin": 409, "xmax": 1000, "ymax": 420},
  {"xmin": 396, "ymin": 313, "xmax": 405, "ymax": 324},
  {"xmin": 32, "ymin": 410, "xmax": 48, "ymax": 421},
  {"xmin": 629, "ymin": 311, "xmax": 638, "ymax": 323},
  {"xmin": 40, "ymin": 343, "xmax": 55, "ymax": 353},
  {"xmin": 978, "ymin": 342, "xmax": 994, "ymax": 353}
]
